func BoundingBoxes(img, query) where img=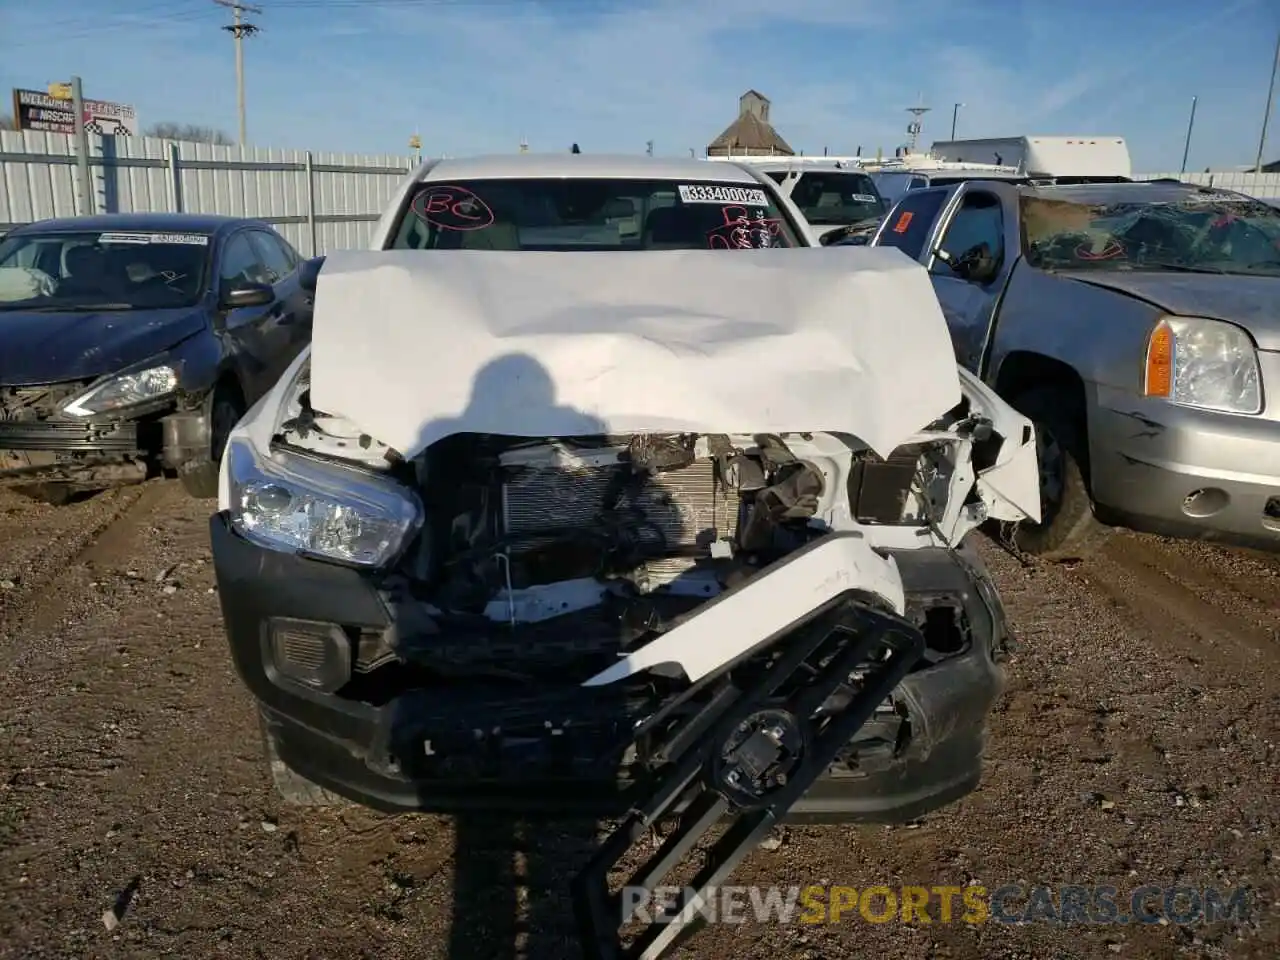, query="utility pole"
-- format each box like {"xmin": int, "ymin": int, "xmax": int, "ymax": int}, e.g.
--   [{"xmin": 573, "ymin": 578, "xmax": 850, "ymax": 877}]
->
[
  {"xmin": 1256, "ymin": 30, "xmax": 1280, "ymax": 173},
  {"xmin": 951, "ymin": 103, "xmax": 964, "ymax": 141},
  {"xmin": 214, "ymin": 0, "xmax": 262, "ymax": 146},
  {"xmin": 70, "ymin": 76, "xmax": 91, "ymax": 216},
  {"xmin": 1180, "ymin": 96, "xmax": 1197, "ymax": 175}
]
